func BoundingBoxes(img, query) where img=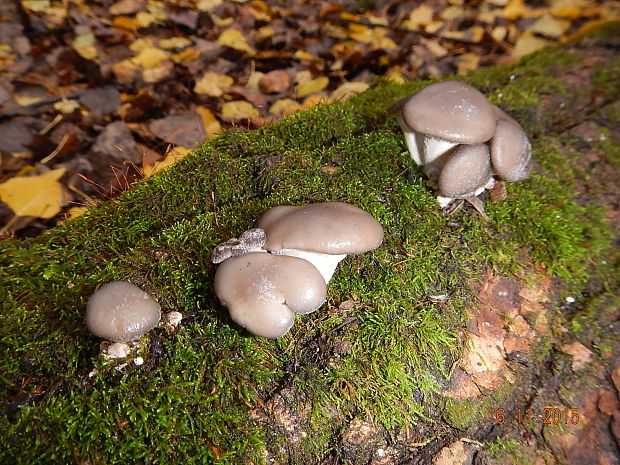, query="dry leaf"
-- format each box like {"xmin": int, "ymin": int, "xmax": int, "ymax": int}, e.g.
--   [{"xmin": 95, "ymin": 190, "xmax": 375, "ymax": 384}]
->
[
  {"xmin": 0, "ymin": 168, "xmax": 66, "ymax": 219},
  {"xmin": 53, "ymin": 99, "xmax": 80, "ymax": 114},
  {"xmin": 196, "ymin": 106, "xmax": 223, "ymax": 139},
  {"xmin": 527, "ymin": 13, "xmax": 570, "ymax": 38},
  {"xmin": 159, "ymin": 37, "xmax": 192, "ymax": 49},
  {"xmin": 294, "ymin": 50, "xmax": 321, "ymax": 62},
  {"xmin": 269, "ymin": 98, "xmax": 301, "ymax": 116},
  {"xmin": 512, "ymin": 32, "xmax": 549, "ymax": 59},
  {"xmin": 403, "ymin": 3, "xmax": 433, "ymax": 31},
  {"xmin": 142, "ymin": 147, "xmax": 191, "ymax": 177},
  {"xmin": 331, "ymin": 82, "xmax": 369, "ymax": 101},
  {"xmin": 194, "ymin": 72, "xmax": 234, "ymax": 97},
  {"xmin": 221, "ymin": 100, "xmax": 260, "ymax": 120},
  {"xmin": 196, "ymin": 0, "xmax": 223, "ymax": 12},
  {"xmin": 259, "ymin": 70, "xmax": 291, "ymax": 94},
  {"xmin": 130, "ymin": 47, "xmax": 169, "ymax": 69},
  {"xmin": 72, "ymin": 32, "xmax": 98, "ymax": 60},
  {"xmin": 216, "ymin": 29, "xmax": 255, "ymax": 54},
  {"xmin": 302, "ymin": 94, "xmax": 332, "ymax": 109},
  {"xmin": 109, "ymin": 0, "xmax": 146, "ymax": 15},
  {"xmin": 296, "ymin": 76, "xmax": 329, "ymax": 98}
]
